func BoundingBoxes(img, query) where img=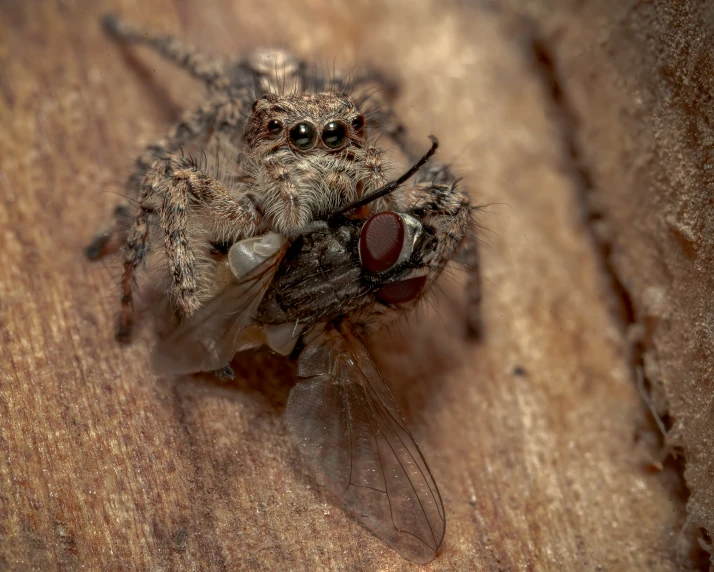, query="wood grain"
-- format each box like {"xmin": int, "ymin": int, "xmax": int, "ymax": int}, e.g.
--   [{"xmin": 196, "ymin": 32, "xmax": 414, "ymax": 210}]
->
[
  {"xmin": 0, "ymin": 0, "xmax": 697, "ymax": 569},
  {"xmin": 500, "ymin": 0, "xmax": 714, "ymax": 567}
]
